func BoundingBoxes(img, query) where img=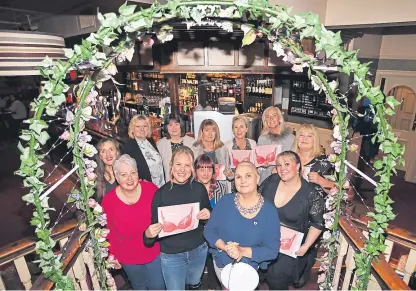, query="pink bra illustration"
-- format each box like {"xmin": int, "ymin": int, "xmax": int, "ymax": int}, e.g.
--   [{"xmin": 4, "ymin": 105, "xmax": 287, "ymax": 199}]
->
[{"xmin": 160, "ymin": 207, "xmax": 193, "ymax": 233}]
